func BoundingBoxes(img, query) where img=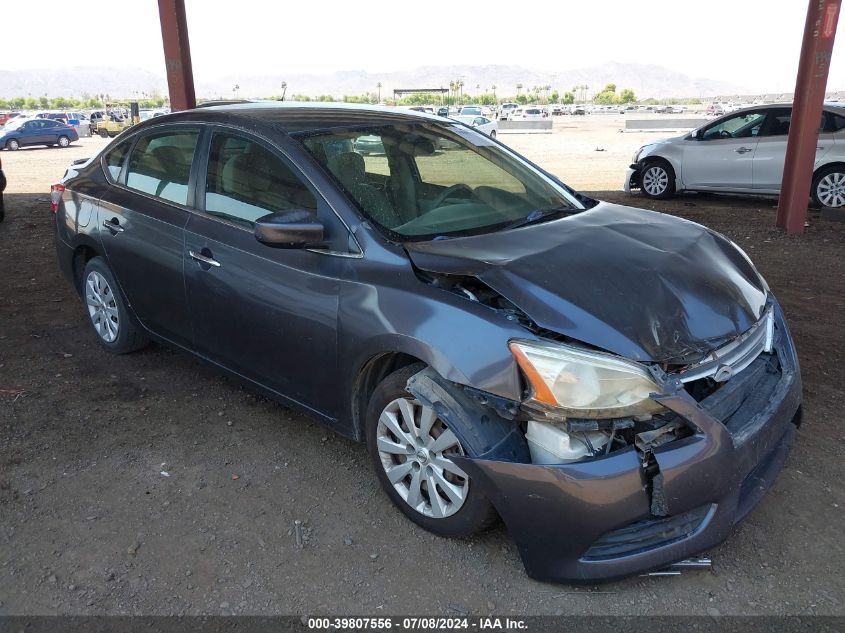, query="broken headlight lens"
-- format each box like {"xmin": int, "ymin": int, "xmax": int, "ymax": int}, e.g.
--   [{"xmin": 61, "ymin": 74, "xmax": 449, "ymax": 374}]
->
[{"xmin": 509, "ymin": 339, "xmax": 664, "ymax": 418}]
